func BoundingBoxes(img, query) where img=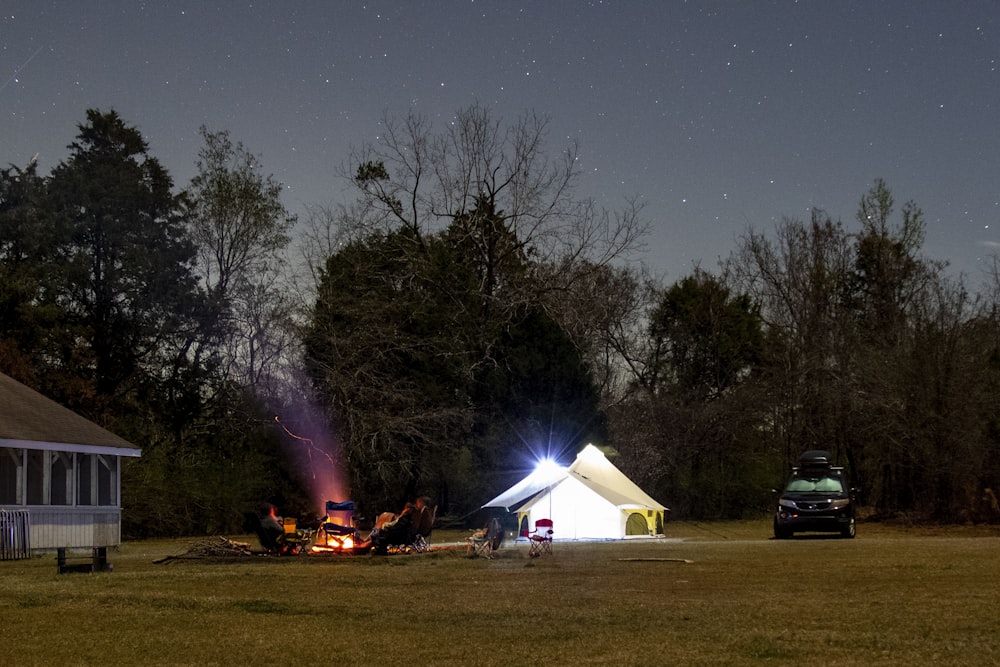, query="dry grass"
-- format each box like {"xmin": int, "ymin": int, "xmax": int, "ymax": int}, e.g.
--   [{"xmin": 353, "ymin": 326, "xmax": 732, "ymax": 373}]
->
[{"xmin": 2, "ymin": 521, "xmax": 998, "ymax": 666}]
